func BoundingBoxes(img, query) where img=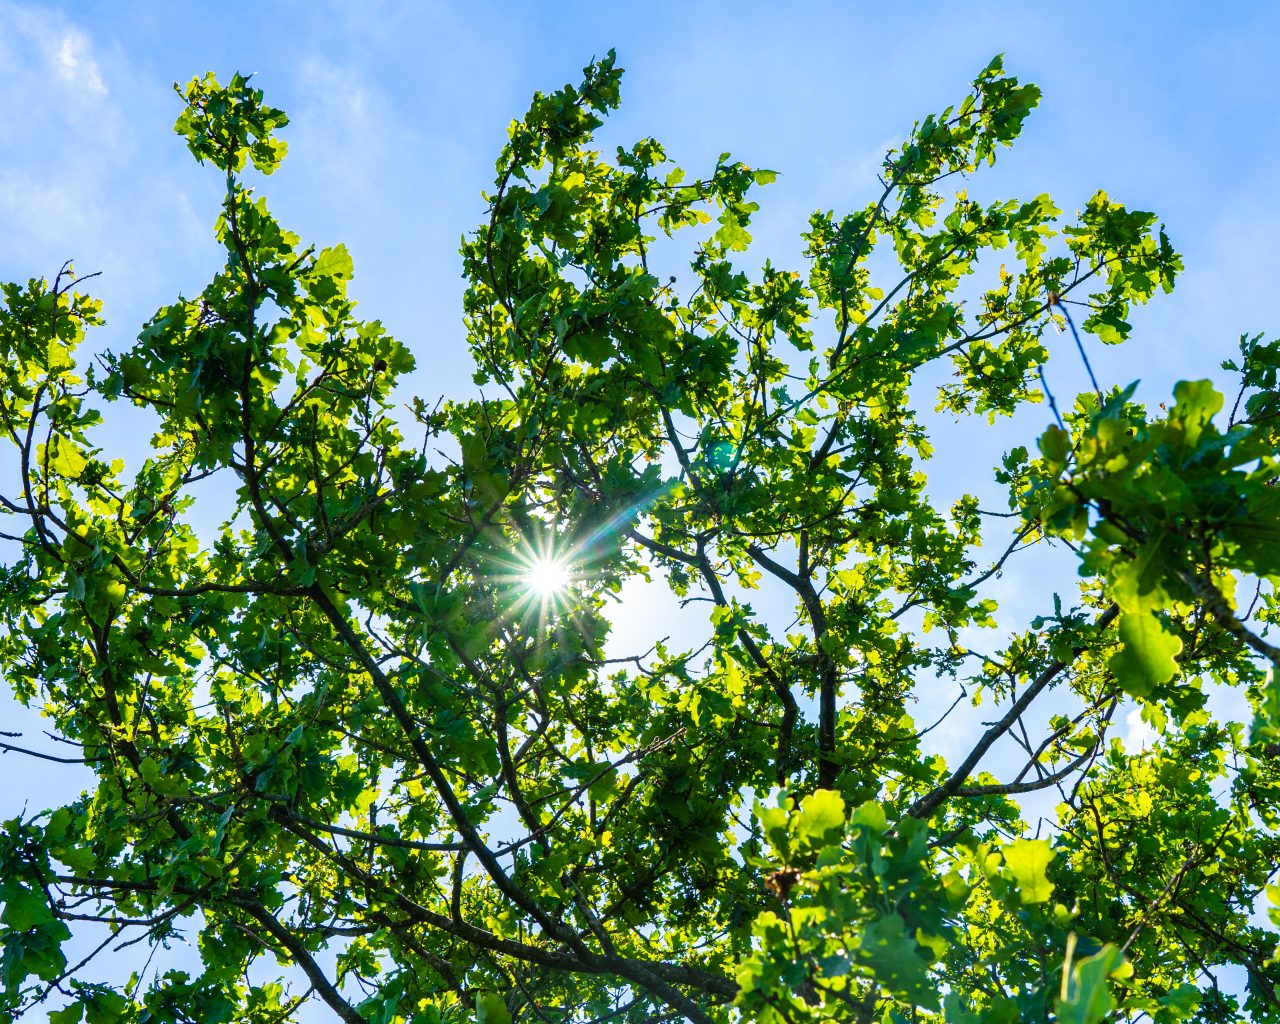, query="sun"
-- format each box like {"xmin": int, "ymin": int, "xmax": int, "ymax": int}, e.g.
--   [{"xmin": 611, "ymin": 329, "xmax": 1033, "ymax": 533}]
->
[{"xmin": 524, "ymin": 556, "xmax": 571, "ymax": 598}]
